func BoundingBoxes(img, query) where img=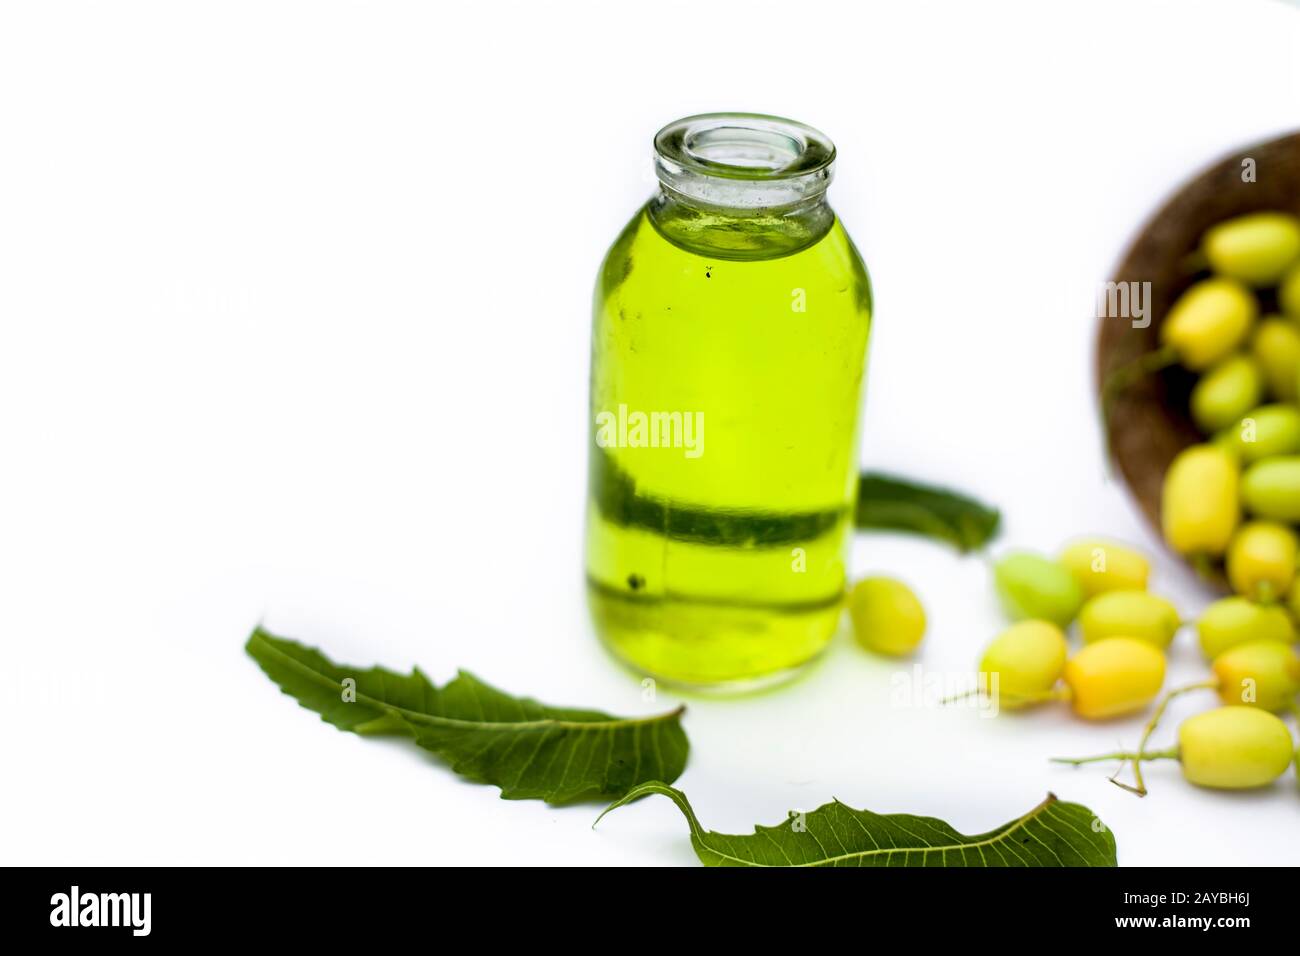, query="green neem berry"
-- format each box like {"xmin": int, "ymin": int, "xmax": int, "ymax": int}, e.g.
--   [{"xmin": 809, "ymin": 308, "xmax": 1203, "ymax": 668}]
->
[
  {"xmin": 993, "ymin": 552, "xmax": 1084, "ymax": 628},
  {"xmin": 1213, "ymin": 404, "xmax": 1300, "ymax": 463},
  {"xmin": 1191, "ymin": 354, "xmax": 1264, "ymax": 434},
  {"xmin": 1241, "ymin": 456, "xmax": 1300, "ymax": 522}
]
